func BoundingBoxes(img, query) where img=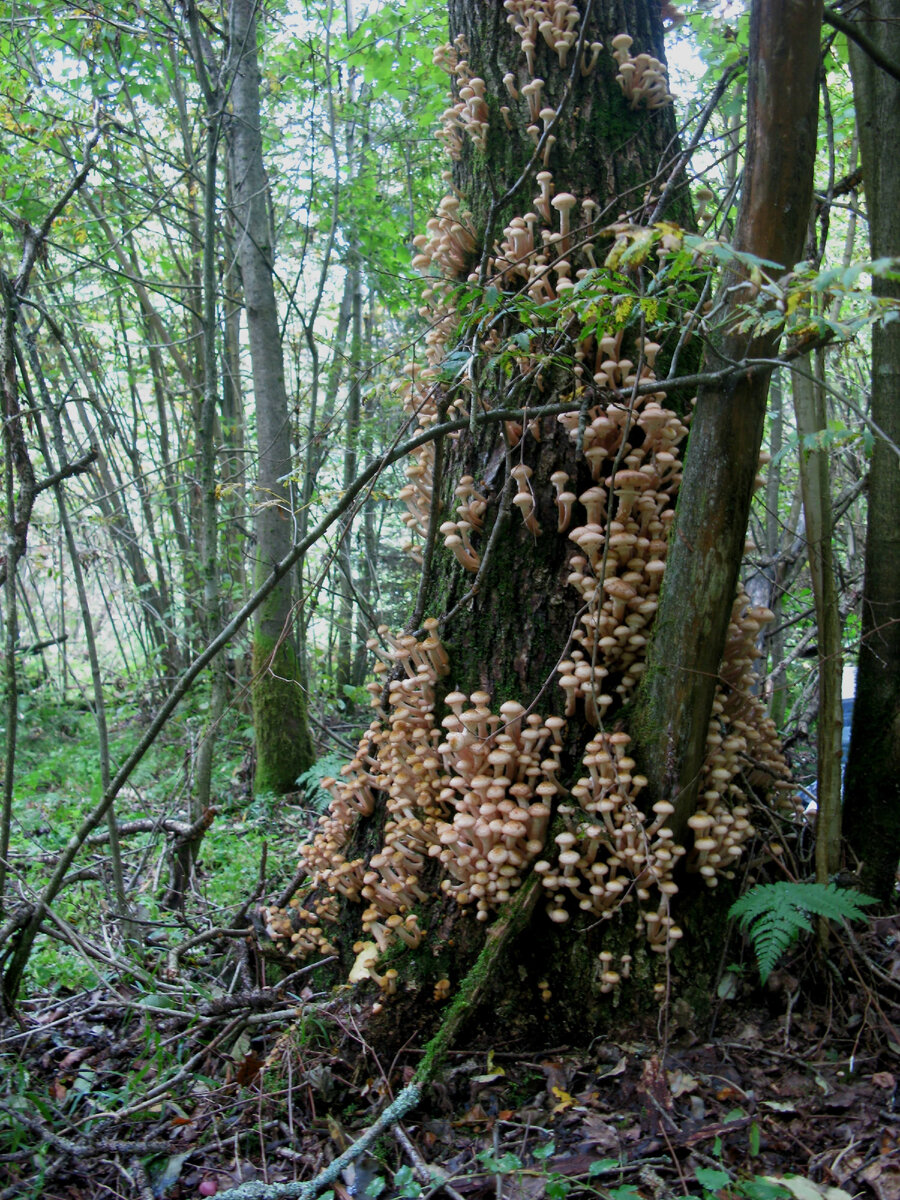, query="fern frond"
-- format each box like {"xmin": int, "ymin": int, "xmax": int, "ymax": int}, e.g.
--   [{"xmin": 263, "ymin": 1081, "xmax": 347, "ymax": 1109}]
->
[{"xmin": 728, "ymin": 882, "xmax": 875, "ymax": 983}]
